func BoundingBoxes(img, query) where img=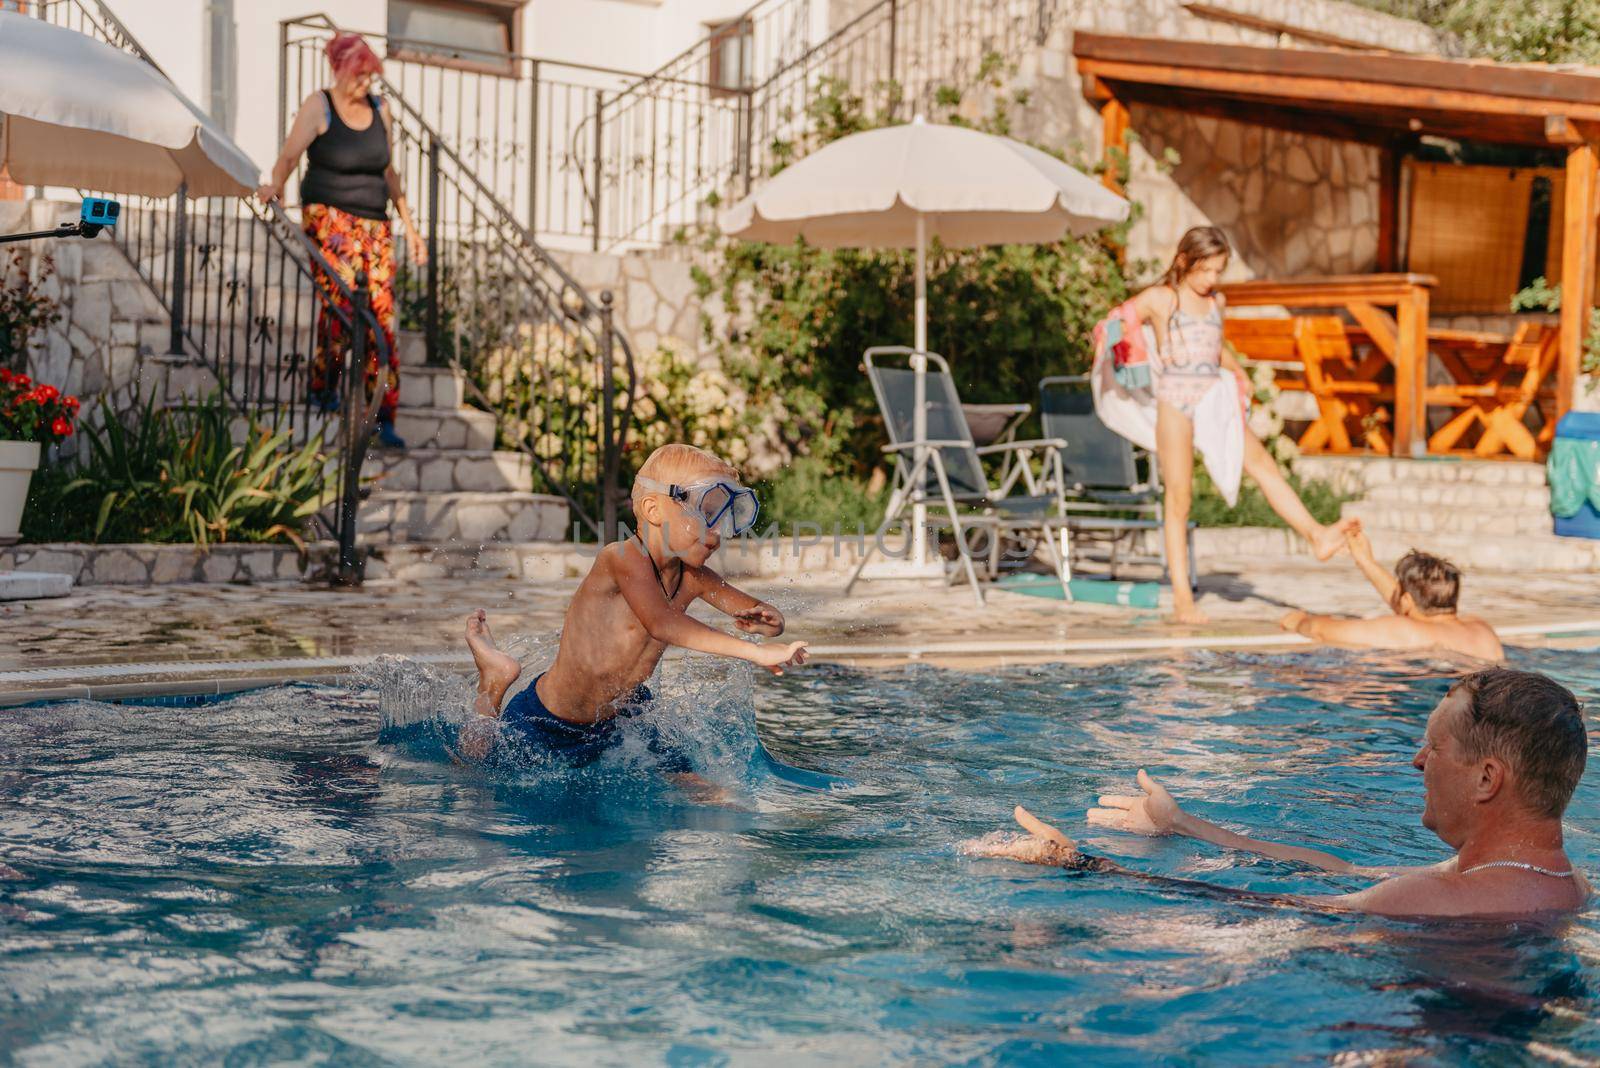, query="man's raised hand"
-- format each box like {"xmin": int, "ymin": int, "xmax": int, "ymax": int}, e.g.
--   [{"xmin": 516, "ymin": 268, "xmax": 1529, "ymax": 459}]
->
[{"xmin": 1086, "ymin": 769, "xmax": 1184, "ymax": 835}]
